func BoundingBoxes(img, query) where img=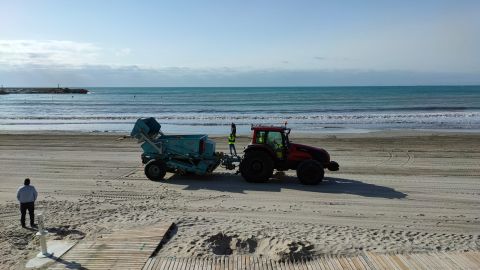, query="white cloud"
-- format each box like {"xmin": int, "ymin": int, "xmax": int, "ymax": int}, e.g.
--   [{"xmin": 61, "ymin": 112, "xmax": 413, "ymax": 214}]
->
[
  {"xmin": 0, "ymin": 36, "xmax": 478, "ymax": 86},
  {"xmin": 0, "ymin": 40, "xmax": 100, "ymax": 67}
]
